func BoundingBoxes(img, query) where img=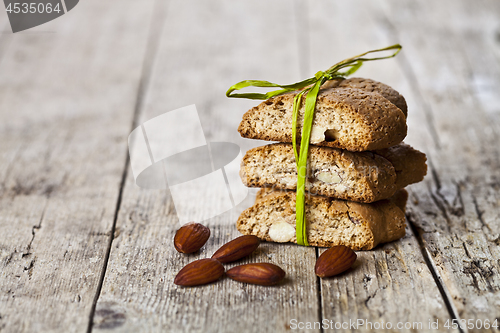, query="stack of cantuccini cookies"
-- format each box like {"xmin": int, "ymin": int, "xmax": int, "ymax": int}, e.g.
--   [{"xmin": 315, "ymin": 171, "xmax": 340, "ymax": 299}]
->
[{"xmin": 236, "ymin": 78, "xmax": 427, "ymax": 250}]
